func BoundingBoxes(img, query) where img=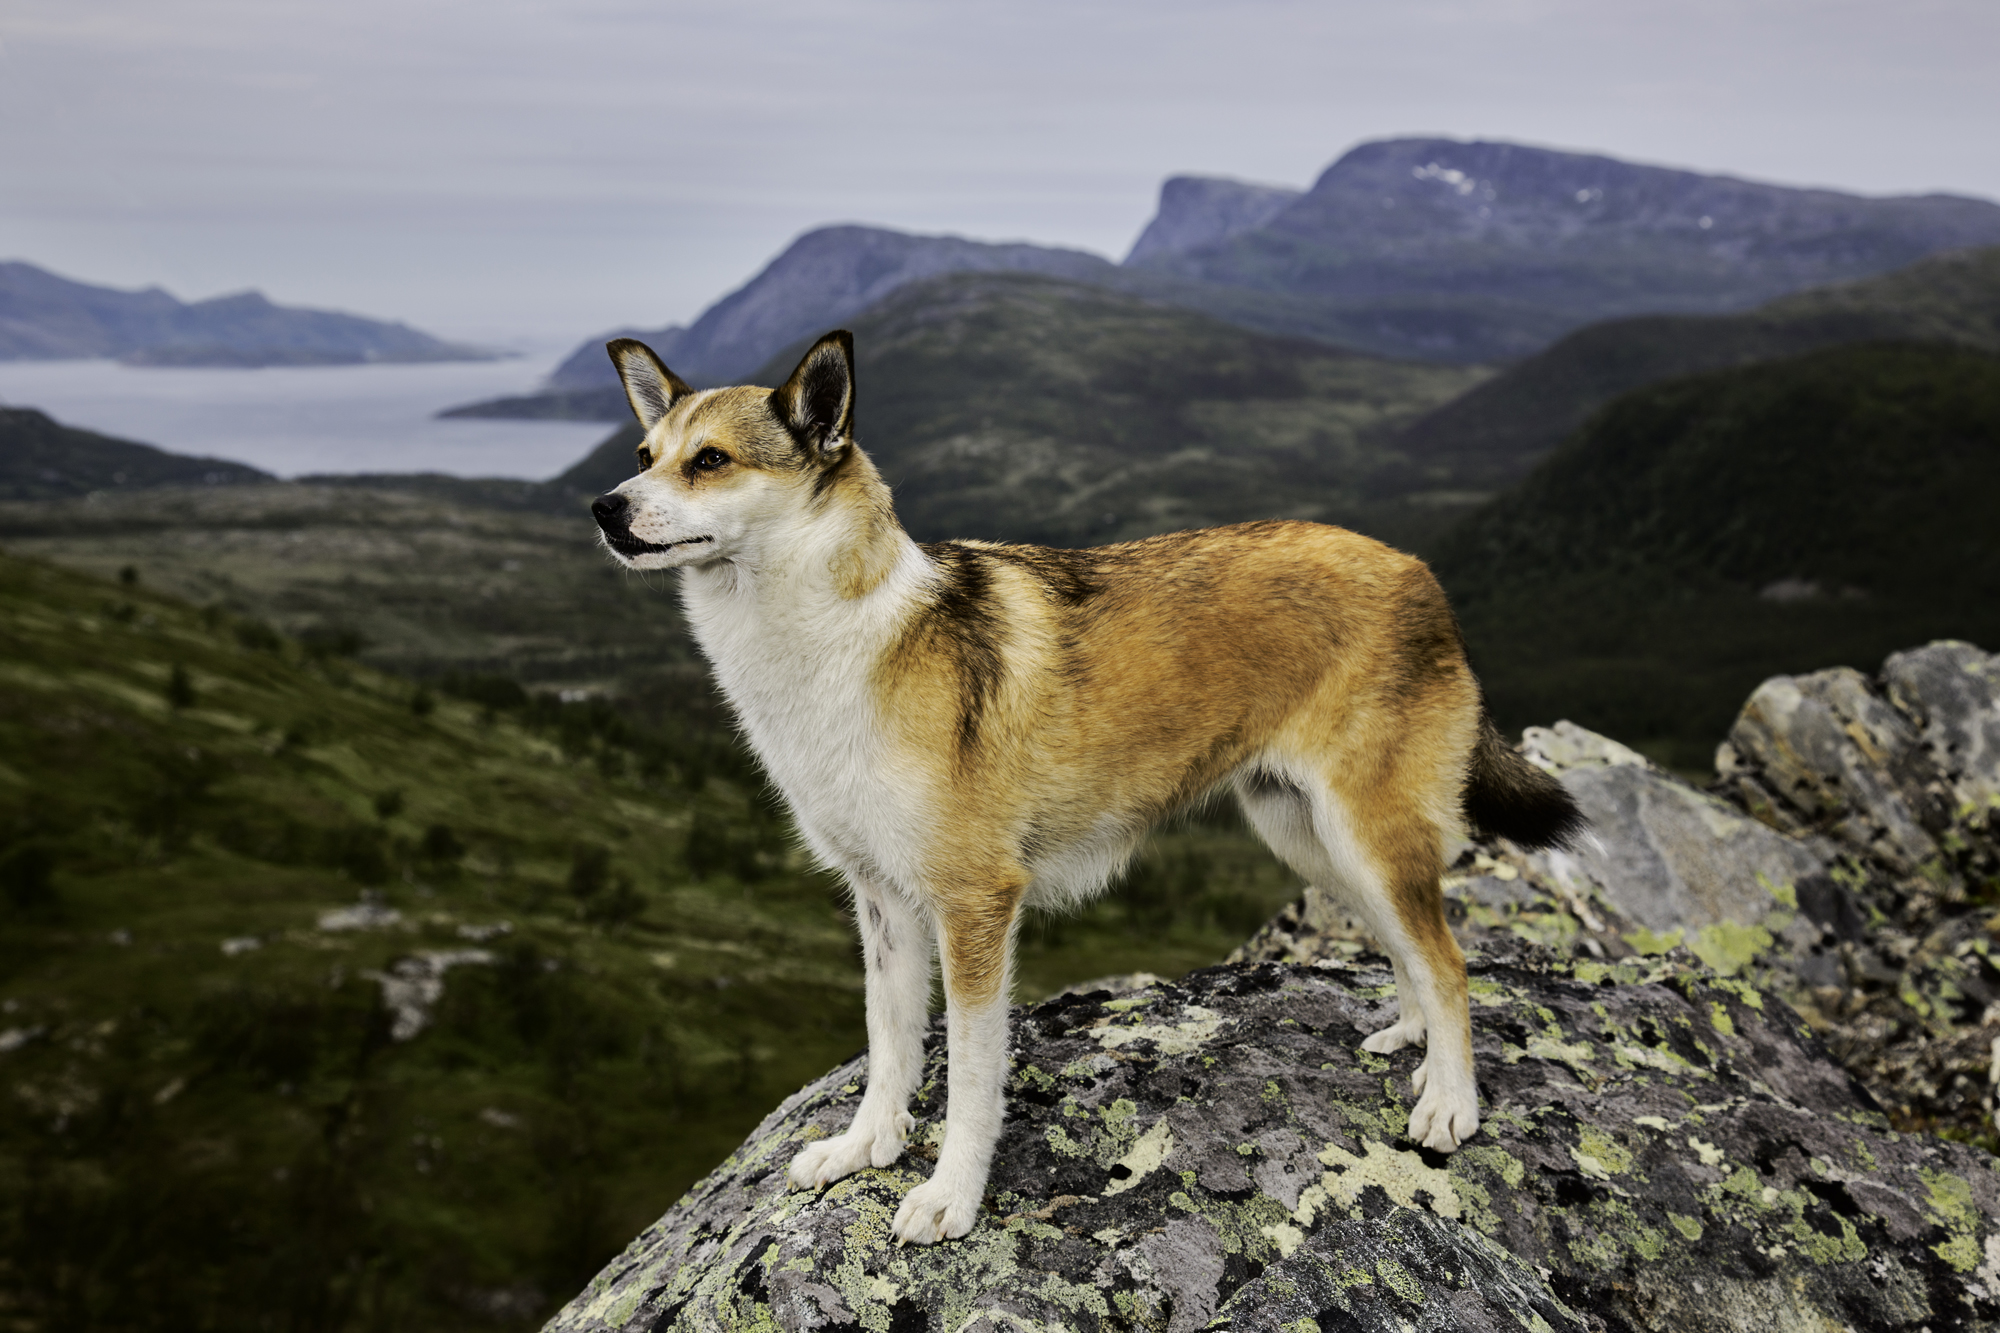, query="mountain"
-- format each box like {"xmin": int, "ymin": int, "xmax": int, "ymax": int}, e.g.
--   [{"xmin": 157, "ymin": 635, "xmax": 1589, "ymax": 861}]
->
[
  {"xmin": 546, "ymin": 225, "xmax": 1113, "ymax": 390},
  {"xmin": 0, "ymin": 407, "xmax": 274, "ymax": 499},
  {"xmin": 555, "ymin": 271, "xmax": 1488, "ymax": 546},
  {"xmin": 1431, "ymin": 340, "xmax": 2000, "ymax": 768},
  {"xmin": 1394, "ymin": 244, "xmax": 2000, "ymax": 490},
  {"xmin": 1124, "ymin": 138, "xmax": 2000, "ymax": 363},
  {"xmin": 1122, "ymin": 175, "xmax": 1303, "ymax": 264},
  {"xmin": 0, "ymin": 261, "xmax": 496, "ymax": 366}
]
